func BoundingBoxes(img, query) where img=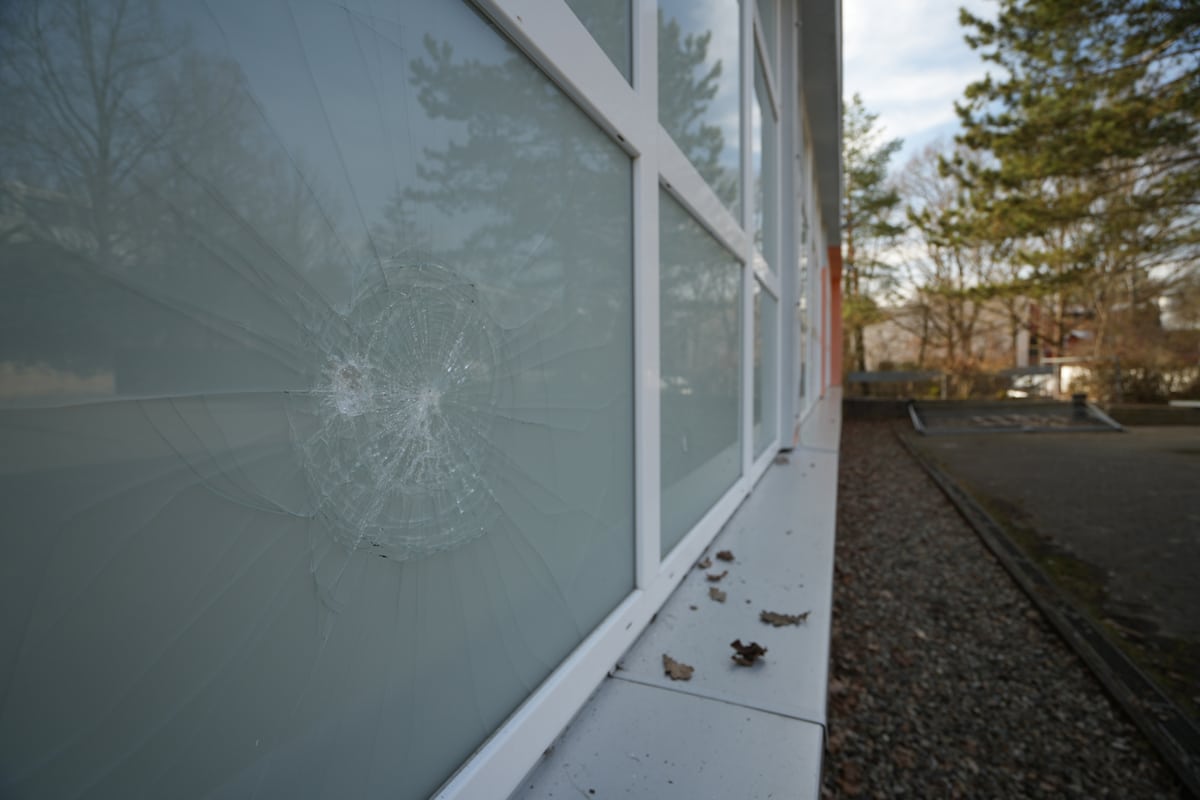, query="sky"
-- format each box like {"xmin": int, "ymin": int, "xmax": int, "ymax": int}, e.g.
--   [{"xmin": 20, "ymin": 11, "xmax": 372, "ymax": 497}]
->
[{"xmin": 842, "ymin": 0, "xmax": 996, "ymax": 169}]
